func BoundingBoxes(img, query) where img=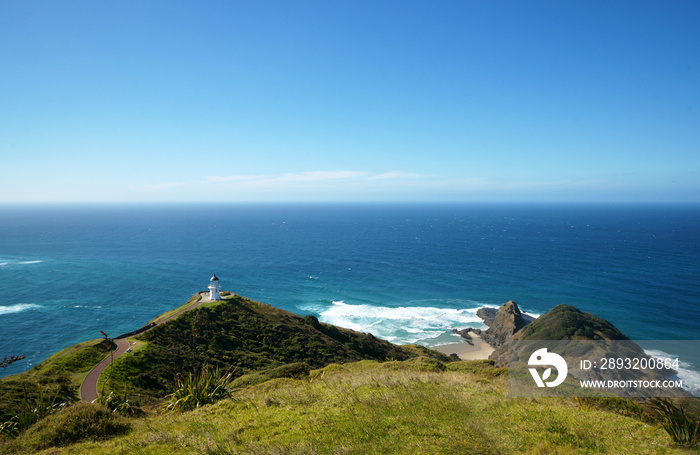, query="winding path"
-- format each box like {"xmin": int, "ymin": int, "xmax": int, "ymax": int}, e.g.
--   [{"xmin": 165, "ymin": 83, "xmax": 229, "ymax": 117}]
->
[
  {"xmin": 80, "ymin": 339, "xmax": 131, "ymax": 403},
  {"xmin": 80, "ymin": 292, "xmax": 214, "ymax": 403}
]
